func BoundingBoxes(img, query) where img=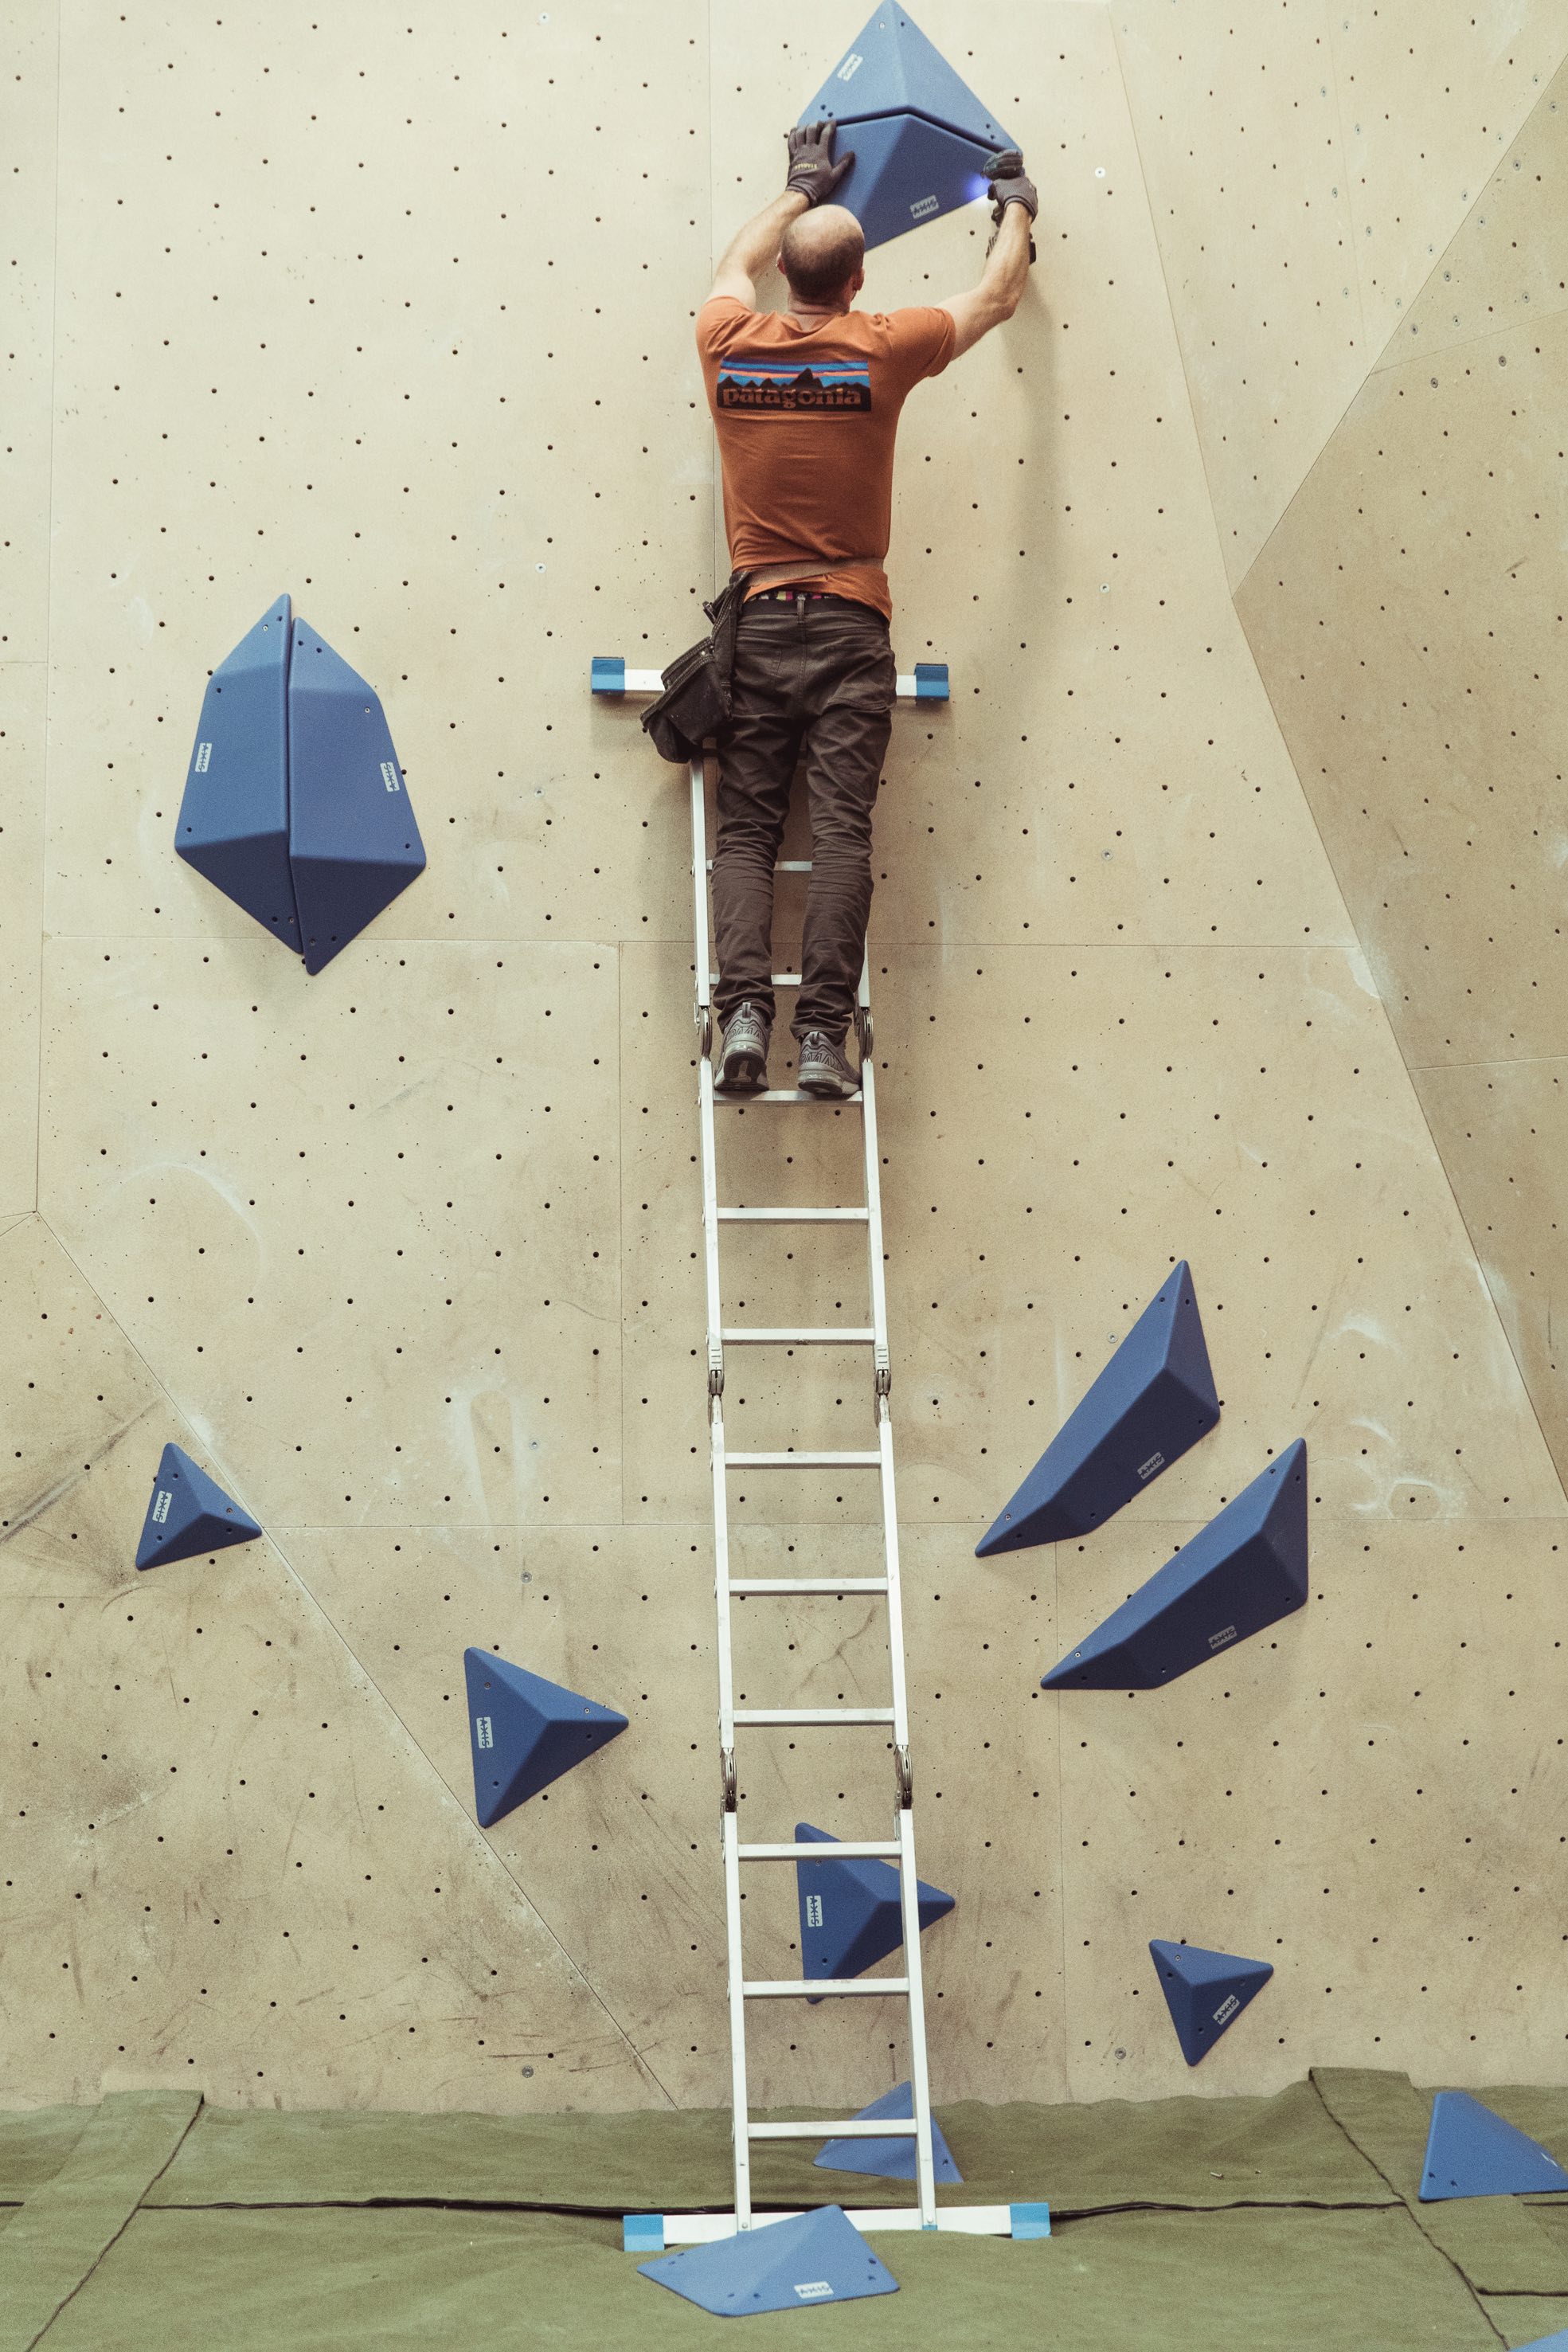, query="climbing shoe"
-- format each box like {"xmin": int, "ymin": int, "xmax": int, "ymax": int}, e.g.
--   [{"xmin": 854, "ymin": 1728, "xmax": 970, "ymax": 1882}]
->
[
  {"xmin": 716, "ymin": 1001, "xmax": 772, "ymax": 1094},
  {"xmin": 796, "ymin": 1030, "xmax": 861, "ymax": 1099}
]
